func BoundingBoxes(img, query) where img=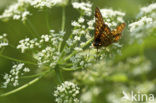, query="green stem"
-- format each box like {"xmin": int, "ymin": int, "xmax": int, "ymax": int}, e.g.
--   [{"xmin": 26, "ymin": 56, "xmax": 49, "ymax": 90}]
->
[
  {"xmin": 0, "ymin": 47, "xmax": 5, "ymax": 53},
  {"xmin": 0, "ymin": 77, "xmax": 41, "ymax": 97},
  {"xmin": 58, "ymin": 6, "xmax": 66, "ymax": 52},
  {"xmin": 62, "ymin": 67, "xmax": 81, "ymax": 71},
  {"xmin": 54, "ymin": 6, "xmax": 66, "ymax": 83},
  {"xmin": 23, "ymin": 22, "xmax": 35, "ymax": 38},
  {"xmin": 0, "ymin": 54, "xmax": 37, "ymax": 65},
  {"xmin": 26, "ymin": 19, "xmax": 39, "ymax": 37},
  {"xmin": 46, "ymin": 9, "xmax": 50, "ymax": 32},
  {"xmin": 54, "ymin": 67, "xmax": 63, "ymax": 83},
  {"xmin": 21, "ymin": 73, "xmax": 43, "ymax": 79},
  {"xmin": 61, "ymin": 6, "xmax": 65, "ymax": 31},
  {"xmin": 0, "ymin": 69, "xmax": 51, "ymax": 97}
]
